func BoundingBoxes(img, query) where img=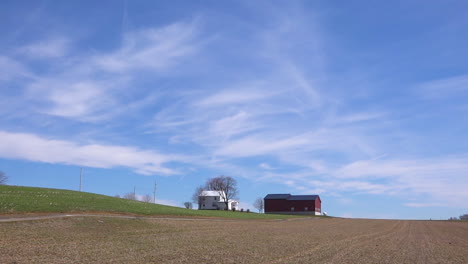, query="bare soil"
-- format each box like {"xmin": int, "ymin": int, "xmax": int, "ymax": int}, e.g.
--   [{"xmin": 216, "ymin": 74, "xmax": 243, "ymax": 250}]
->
[{"xmin": 1, "ymin": 216, "xmax": 467, "ymax": 263}]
